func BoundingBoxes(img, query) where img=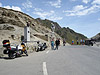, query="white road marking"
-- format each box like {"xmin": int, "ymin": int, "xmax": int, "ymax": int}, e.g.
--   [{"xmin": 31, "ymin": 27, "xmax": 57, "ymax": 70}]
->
[
  {"xmin": 43, "ymin": 62, "xmax": 48, "ymax": 75},
  {"xmin": 46, "ymin": 51, "xmax": 49, "ymax": 54}
]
